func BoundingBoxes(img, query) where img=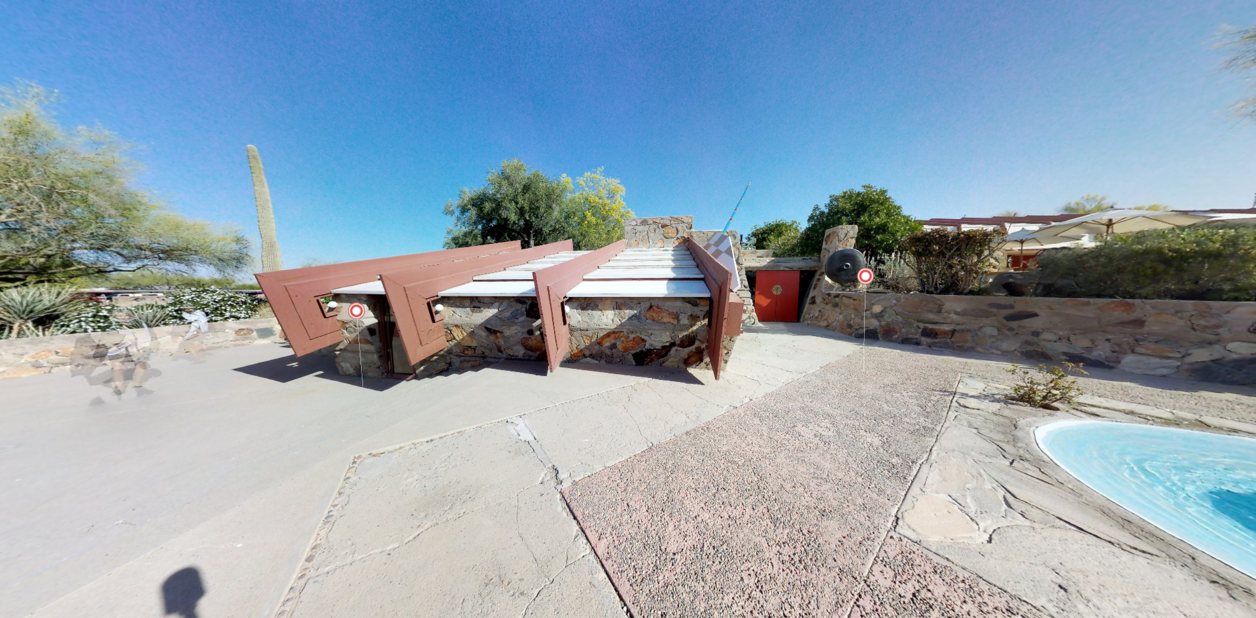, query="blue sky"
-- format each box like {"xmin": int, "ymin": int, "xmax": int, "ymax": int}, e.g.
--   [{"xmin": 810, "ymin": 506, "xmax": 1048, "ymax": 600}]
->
[{"xmin": 3, "ymin": 0, "xmax": 1254, "ymax": 272}]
